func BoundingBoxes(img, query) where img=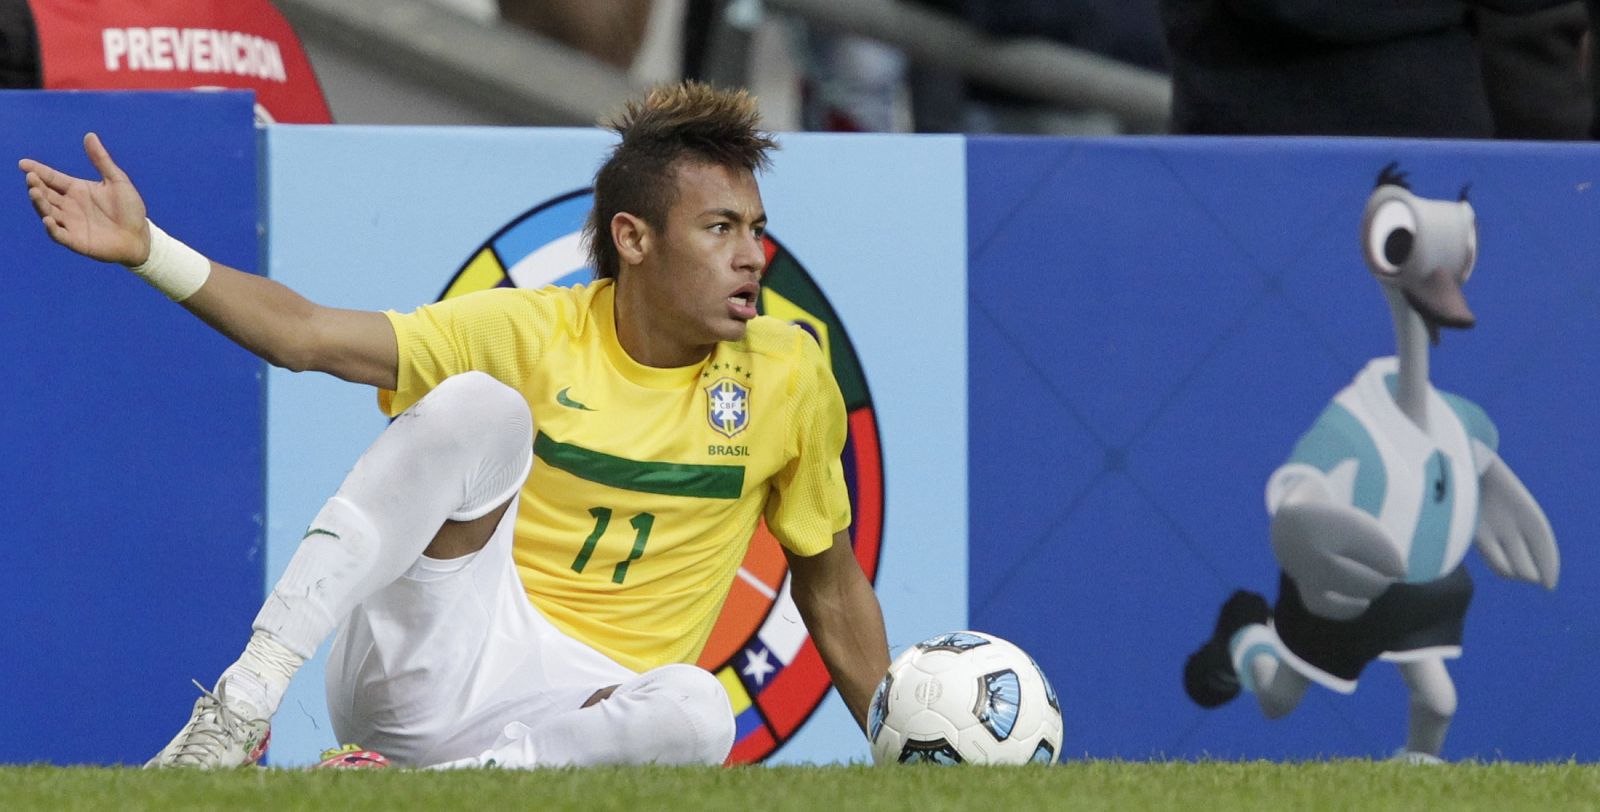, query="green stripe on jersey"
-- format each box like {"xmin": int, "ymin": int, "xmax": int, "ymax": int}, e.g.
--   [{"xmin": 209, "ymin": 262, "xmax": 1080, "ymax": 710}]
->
[{"xmin": 533, "ymin": 432, "xmax": 745, "ymax": 499}]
